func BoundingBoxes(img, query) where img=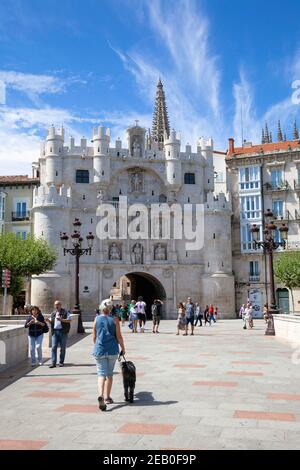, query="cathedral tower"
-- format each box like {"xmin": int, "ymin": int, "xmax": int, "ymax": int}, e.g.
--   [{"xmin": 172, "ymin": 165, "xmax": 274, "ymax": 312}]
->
[{"xmin": 152, "ymin": 79, "xmax": 170, "ymax": 150}]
